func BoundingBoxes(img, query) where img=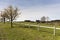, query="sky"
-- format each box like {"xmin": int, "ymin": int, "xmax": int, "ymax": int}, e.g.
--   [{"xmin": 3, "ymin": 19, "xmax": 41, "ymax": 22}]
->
[{"xmin": 0, "ymin": 0, "xmax": 60, "ymax": 21}]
